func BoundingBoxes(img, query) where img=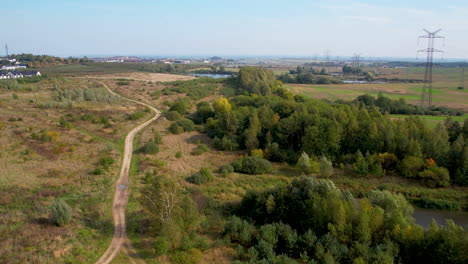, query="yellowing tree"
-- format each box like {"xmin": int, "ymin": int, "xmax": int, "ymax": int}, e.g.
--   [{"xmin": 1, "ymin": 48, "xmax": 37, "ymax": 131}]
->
[{"xmin": 213, "ymin": 97, "xmax": 232, "ymax": 116}]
